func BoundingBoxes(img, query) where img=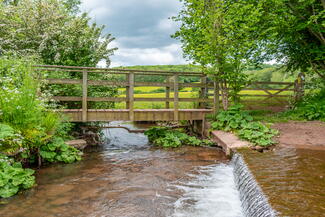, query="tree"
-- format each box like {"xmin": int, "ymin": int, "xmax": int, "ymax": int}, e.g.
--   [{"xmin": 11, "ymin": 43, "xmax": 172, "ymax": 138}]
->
[
  {"xmin": 173, "ymin": 0, "xmax": 264, "ymax": 109},
  {"xmin": 0, "ymin": 0, "xmax": 116, "ymax": 67},
  {"xmin": 256, "ymin": 0, "xmax": 325, "ymax": 81}
]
